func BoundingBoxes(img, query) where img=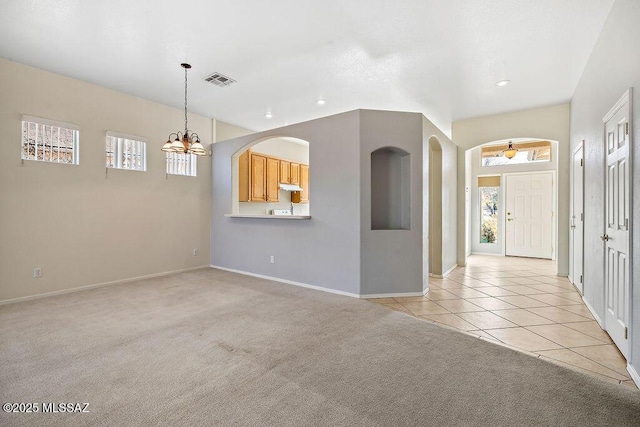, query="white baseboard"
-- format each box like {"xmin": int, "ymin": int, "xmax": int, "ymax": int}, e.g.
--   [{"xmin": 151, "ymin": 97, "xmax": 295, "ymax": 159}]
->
[
  {"xmin": 582, "ymin": 297, "xmax": 604, "ymax": 327},
  {"xmin": 429, "ymin": 263, "xmax": 458, "ymax": 279},
  {"xmin": 360, "ymin": 292, "xmax": 425, "ymax": 299},
  {"xmin": 627, "ymin": 363, "xmax": 640, "ymax": 388},
  {"xmin": 0, "ymin": 265, "xmax": 210, "ymax": 305},
  {"xmin": 210, "ymin": 265, "xmax": 361, "ymax": 299}
]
